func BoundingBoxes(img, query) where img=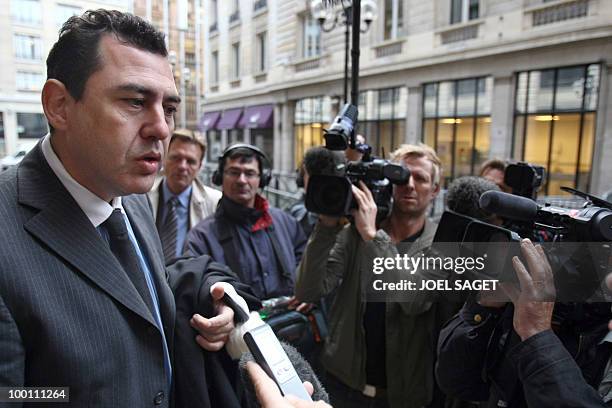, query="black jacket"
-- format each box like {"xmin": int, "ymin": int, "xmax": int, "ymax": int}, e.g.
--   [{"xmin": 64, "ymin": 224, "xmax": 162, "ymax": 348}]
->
[
  {"xmin": 168, "ymin": 255, "xmax": 261, "ymax": 408},
  {"xmin": 436, "ymin": 301, "xmax": 611, "ymax": 408}
]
